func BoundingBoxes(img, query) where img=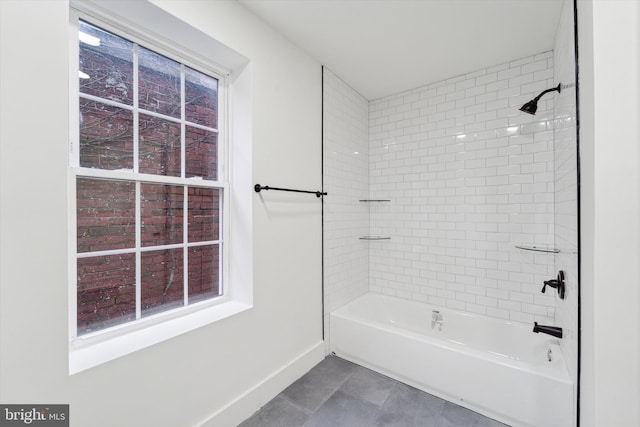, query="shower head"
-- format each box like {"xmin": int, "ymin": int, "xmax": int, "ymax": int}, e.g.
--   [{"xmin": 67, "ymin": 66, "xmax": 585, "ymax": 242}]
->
[
  {"xmin": 519, "ymin": 83, "xmax": 562, "ymax": 115},
  {"xmin": 519, "ymin": 99, "xmax": 539, "ymax": 115}
]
